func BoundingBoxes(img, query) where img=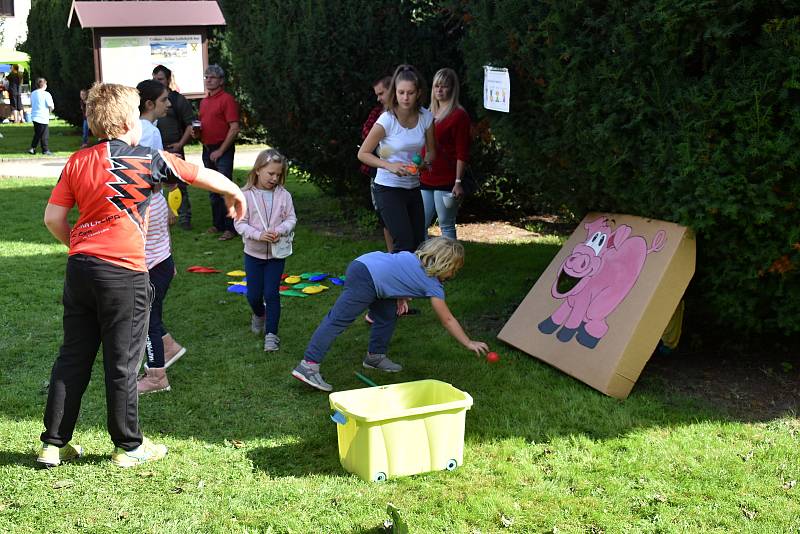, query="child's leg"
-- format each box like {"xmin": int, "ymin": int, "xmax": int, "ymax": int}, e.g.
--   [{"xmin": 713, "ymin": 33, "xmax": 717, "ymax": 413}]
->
[
  {"xmin": 304, "ymin": 261, "xmax": 375, "ymax": 363},
  {"xmin": 145, "ymin": 257, "xmax": 175, "ymax": 369},
  {"xmin": 263, "ymin": 258, "xmax": 286, "ymax": 335},
  {"xmin": 244, "ymin": 254, "xmax": 266, "ymax": 317},
  {"xmin": 94, "ymin": 258, "xmax": 150, "ymax": 451},
  {"xmin": 367, "ymin": 299, "xmax": 398, "ymax": 354},
  {"xmin": 41, "ymin": 256, "xmax": 102, "ymax": 447}
]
